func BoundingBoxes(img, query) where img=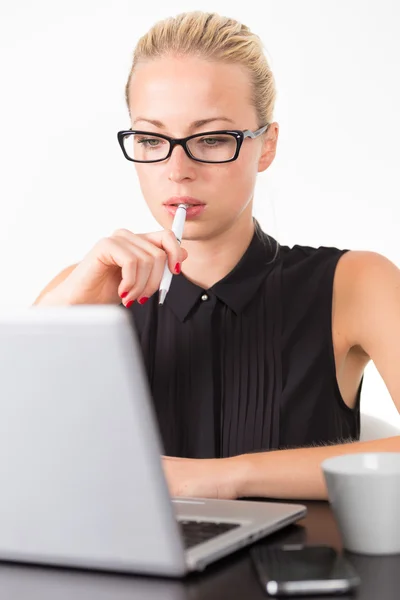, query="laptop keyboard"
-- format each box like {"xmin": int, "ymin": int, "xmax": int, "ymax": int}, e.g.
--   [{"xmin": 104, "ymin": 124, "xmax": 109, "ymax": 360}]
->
[{"xmin": 179, "ymin": 520, "xmax": 240, "ymax": 549}]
